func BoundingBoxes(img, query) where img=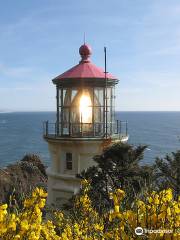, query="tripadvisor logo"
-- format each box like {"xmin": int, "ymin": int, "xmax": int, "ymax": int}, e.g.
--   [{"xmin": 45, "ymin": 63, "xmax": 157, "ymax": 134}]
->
[
  {"xmin": 135, "ymin": 227, "xmax": 143, "ymax": 235},
  {"xmin": 135, "ymin": 227, "xmax": 173, "ymax": 236}
]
